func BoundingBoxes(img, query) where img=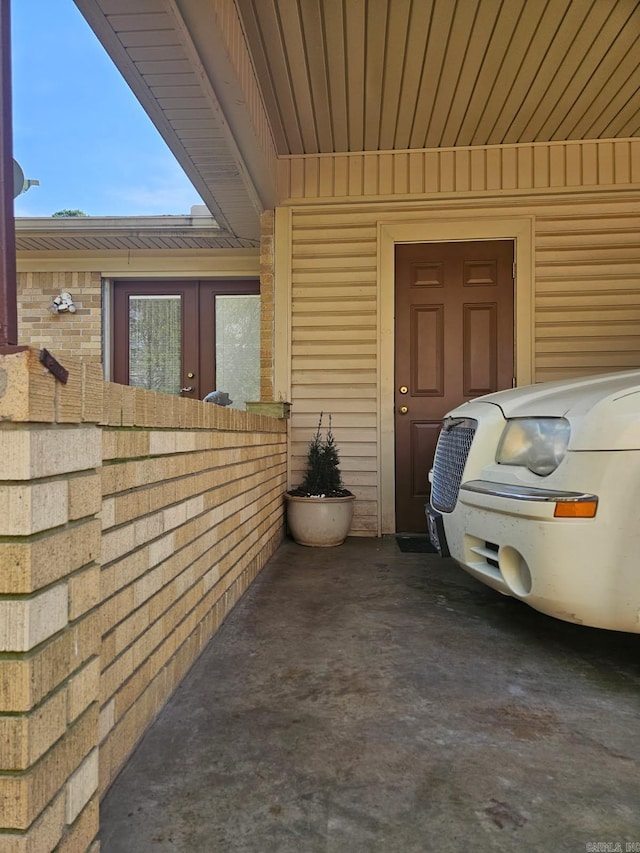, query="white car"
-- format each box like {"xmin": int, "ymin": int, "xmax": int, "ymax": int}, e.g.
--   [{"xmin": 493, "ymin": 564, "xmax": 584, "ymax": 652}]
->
[{"xmin": 426, "ymin": 370, "xmax": 640, "ymax": 633}]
